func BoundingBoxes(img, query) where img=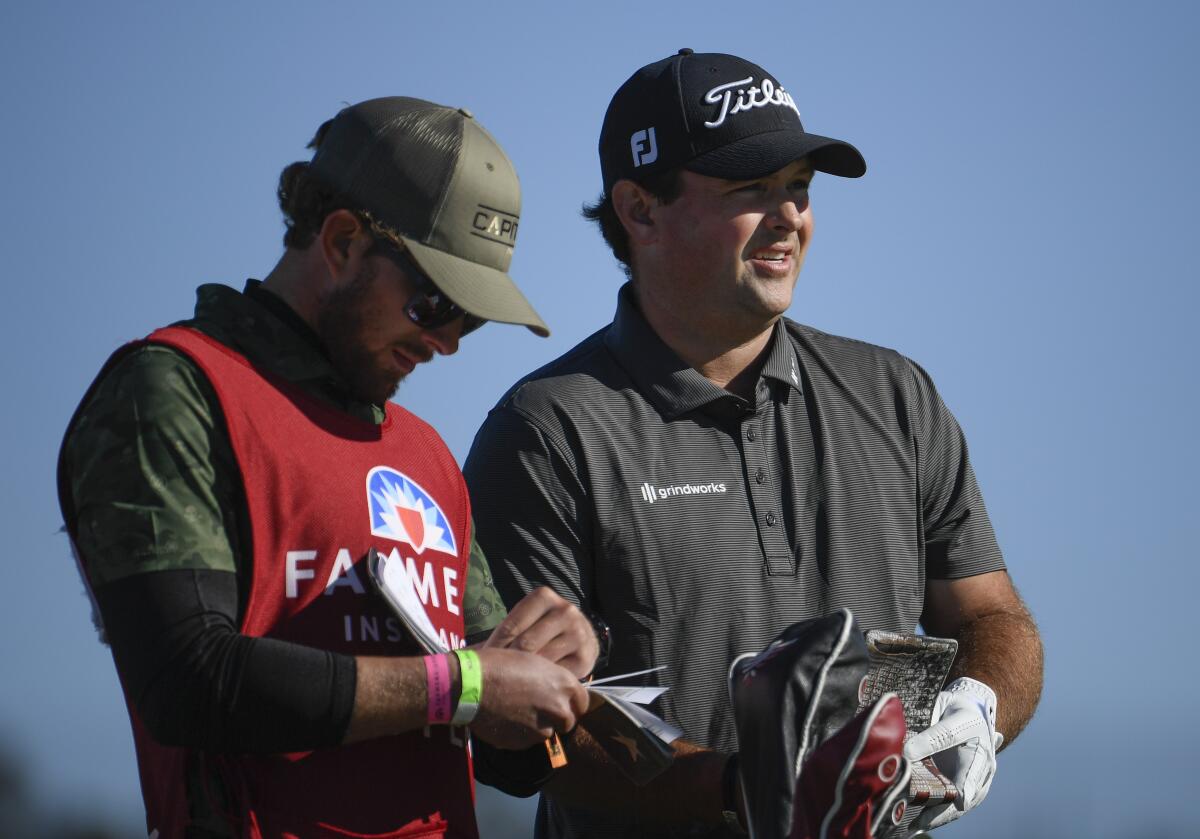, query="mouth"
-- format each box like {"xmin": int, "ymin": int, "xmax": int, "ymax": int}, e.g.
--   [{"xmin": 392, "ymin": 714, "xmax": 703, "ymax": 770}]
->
[
  {"xmin": 391, "ymin": 348, "xmax": 424, "ymax": 374},
  {"xmin": 747, "ymin": 245, "xmax": 794, "ymax": 275}
]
